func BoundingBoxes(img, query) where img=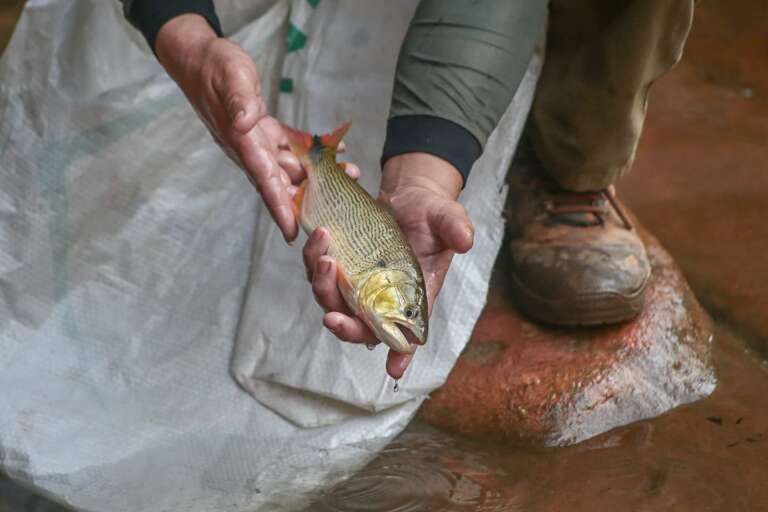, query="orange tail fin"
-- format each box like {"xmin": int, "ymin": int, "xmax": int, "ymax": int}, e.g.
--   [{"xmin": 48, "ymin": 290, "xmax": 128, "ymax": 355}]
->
[
  {"xmin": 281, "ymin": 123, "xmax": 314, "ymax": 156},
  {"xmin": 319, "ymin": 122, "xmax": 351, "ymax": 151},
  {"xmin": 281, "ymin": 121, "xmax": 351, "ymax": 158}
]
